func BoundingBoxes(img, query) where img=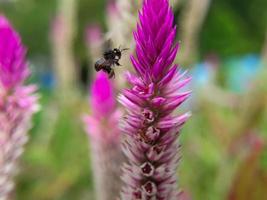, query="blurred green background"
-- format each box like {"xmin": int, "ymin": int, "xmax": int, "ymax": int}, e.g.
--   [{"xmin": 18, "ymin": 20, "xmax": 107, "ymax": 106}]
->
[
  {"xmin": 1, "ymin": 0, "xmax": 267, "ymax": 59},
  {"xmin": 1, "ymin": 0, "xmax": 267, "ymax": 199}
]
